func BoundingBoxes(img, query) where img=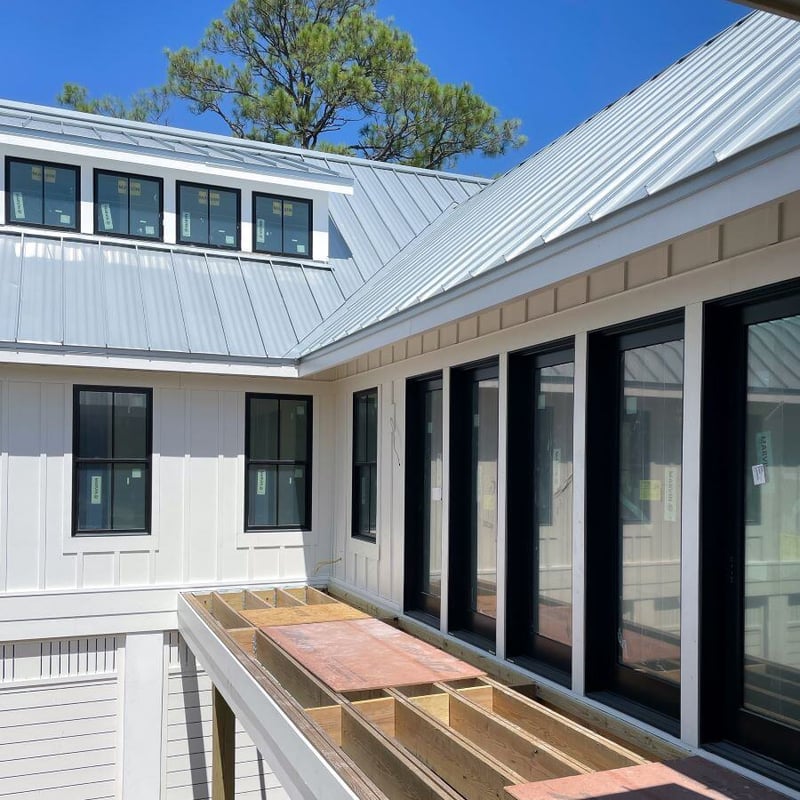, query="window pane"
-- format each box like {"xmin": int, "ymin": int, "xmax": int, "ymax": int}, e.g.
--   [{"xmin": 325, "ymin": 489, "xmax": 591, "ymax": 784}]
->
[
  {"xmin": 534, "ymin": 362, "xmax": 574, "ymax": 647},
  {"xmin": 249, "ymin": 397, "xmax": 279, "ymax": 460},
  {"xmin": 43, "ymin": 166, "xmax": 77, "ymax": 229},
  {"xmin": 112, "ymin": 463, "xmax": 147, "ymax": 530},
  {"xmin": 78, "ymin": 391, "xmax": 113, "ymax": 458},
  {"xmin": 369, "ymin": 462, "xmax": 377, "ymax": 532},
  {"xmin": 743, "ymin": 314, "xmax": 800, "ymax": 727},
  {"xmin": 354, "ymin": 394, "xmax": 367, "ymax": 464},
  {"xmin": 113, "ymin": 392, "xmax": 148, "ymax": 459},
  {"xmin": 128, "ymin": 177, "xmax": 160, "ymax": 239},
  {"xmin": 247, "ymin": 465, "xmax": 277, "ymax": 527},
  {"xmin": 96, "ymin": 173, "xmax": 129, "ymax": 235},
  {"xmin": 283, "ymin": 199, "xmax": 310, "ymax": 256},
  {"xmin": 355, "ymin": 464, "xmax": 371, "ymax": 535},
  {"xmin": 366, "ymin": 391, "xmax": 378, "ymax": 462},
  {"xmin": 209, "ymin": 188, "xmax": 238, "ymax": 248},
  {"xmin": 278, "ymin": 465, "xmax": 305, "ymax": 526},
  {"xmin": 280, "ymin": 399, "xmax": 308, "ymax": 461},
  {"xmin": 618, "ymin": 340, "xmax": 683, "ymax": 682},
  {"xmin": 77, "ymin": 463, "xmax": 112, "ymax": 531},
  {"xmin": 254, "ymin": 195, "xmax": 283, "ymax": 253},
  {"xmin": 9, "ymin": 161, "xmax": 43, "ymax": 224},
  {"xmin": 179, "ymin": 185, "xmax": 208, "ymax": 245}
]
